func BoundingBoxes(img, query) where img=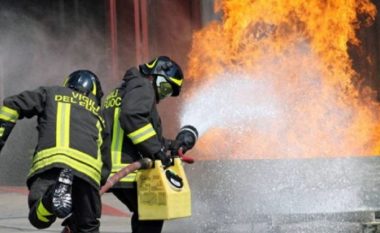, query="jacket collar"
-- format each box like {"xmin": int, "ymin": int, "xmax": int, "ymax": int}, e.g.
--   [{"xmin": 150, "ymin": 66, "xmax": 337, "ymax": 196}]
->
[{"xmin": 121, "ymin": 67, "xmax": 146, "ymax": 87}]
